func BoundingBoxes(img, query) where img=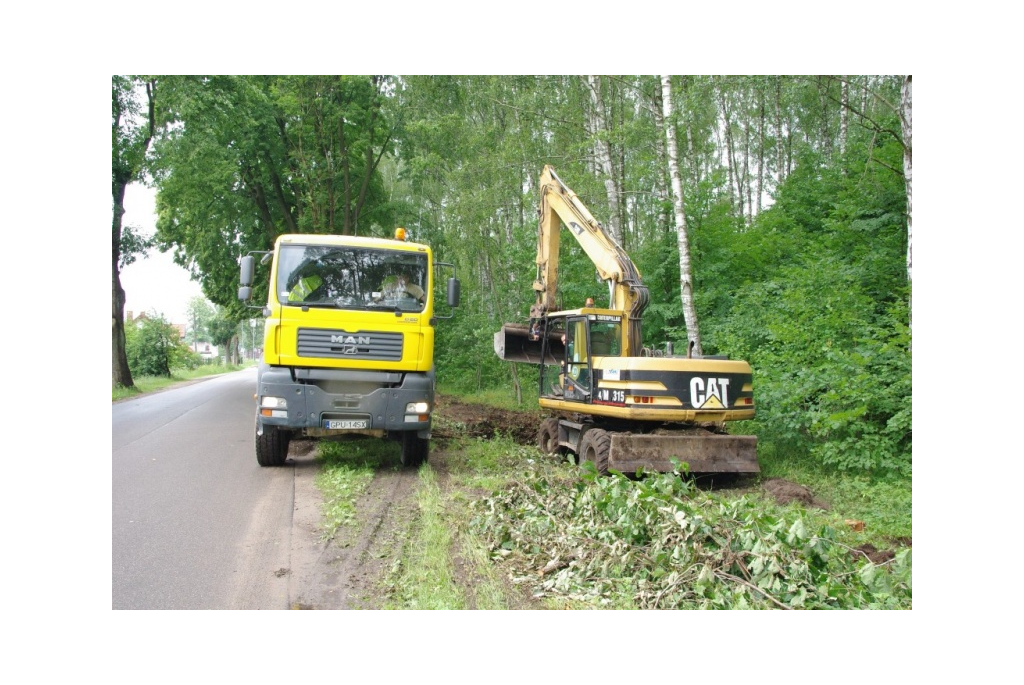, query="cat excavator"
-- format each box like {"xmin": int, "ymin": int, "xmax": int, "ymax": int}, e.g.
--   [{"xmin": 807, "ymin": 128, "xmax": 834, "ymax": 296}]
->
[{"xmin": 494, "ymin": 165, "xmax": 759, "ymax": 475}]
